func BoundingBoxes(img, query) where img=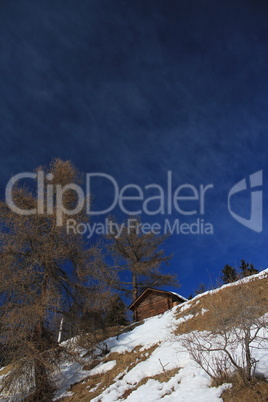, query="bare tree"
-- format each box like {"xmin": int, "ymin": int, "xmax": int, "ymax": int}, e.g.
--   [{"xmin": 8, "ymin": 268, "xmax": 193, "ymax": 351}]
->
[
  {"xmin": 0, "ymin": 159, "xmax": 112, "ymax": 400},
  {"xmin": 181, "ymin": 286, "xmax": 268, "ymax": 386},
  {"xmin": 194, "ymin": 282, "xmax": 207, "ymax": 295},
  {"xmin": 106, "ymin": 217, "xmax": 177, "ymax": 301}
]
